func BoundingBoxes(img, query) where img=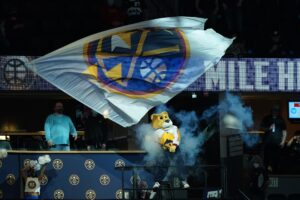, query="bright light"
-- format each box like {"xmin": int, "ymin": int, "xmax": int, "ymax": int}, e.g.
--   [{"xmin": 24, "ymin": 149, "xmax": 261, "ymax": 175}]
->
[
  {"xmin": 103, "ymin": 109, "xmax": 109, "ymax": 119},
  {"xmin": 192, "ymin": 92, "xmax": 197, "ymax": 99}
]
